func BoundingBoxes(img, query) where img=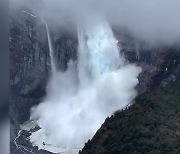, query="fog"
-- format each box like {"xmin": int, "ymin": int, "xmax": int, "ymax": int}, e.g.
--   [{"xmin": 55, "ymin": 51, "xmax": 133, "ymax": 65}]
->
[{"xmin": 11, "ymin": 0, "xmax": 180, "ymax": 45}]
